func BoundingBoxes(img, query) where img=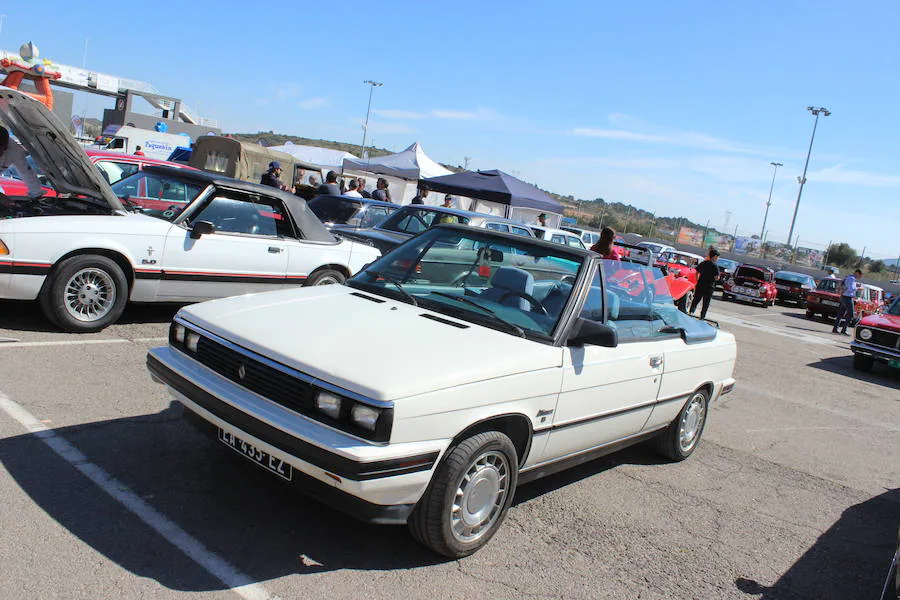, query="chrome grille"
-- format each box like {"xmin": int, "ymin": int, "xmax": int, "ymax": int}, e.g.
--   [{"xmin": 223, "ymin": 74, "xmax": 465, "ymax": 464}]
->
[{"xmin": 195, "ymin": 336, "xmax": 315, "ymax": 414}]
